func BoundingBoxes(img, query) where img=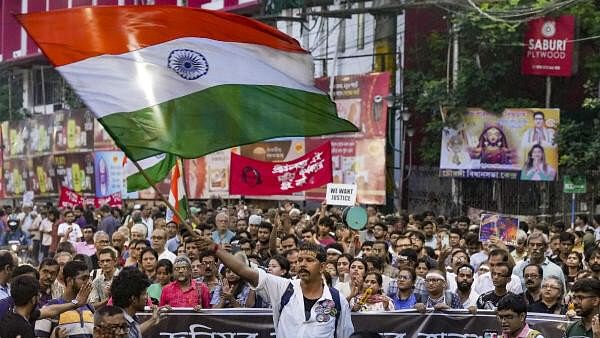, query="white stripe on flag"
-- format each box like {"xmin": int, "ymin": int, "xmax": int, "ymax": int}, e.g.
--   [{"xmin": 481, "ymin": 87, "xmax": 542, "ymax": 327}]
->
[{"xmin": 57, "ymin": 37, "xmax": 318, "ymax": 117}]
